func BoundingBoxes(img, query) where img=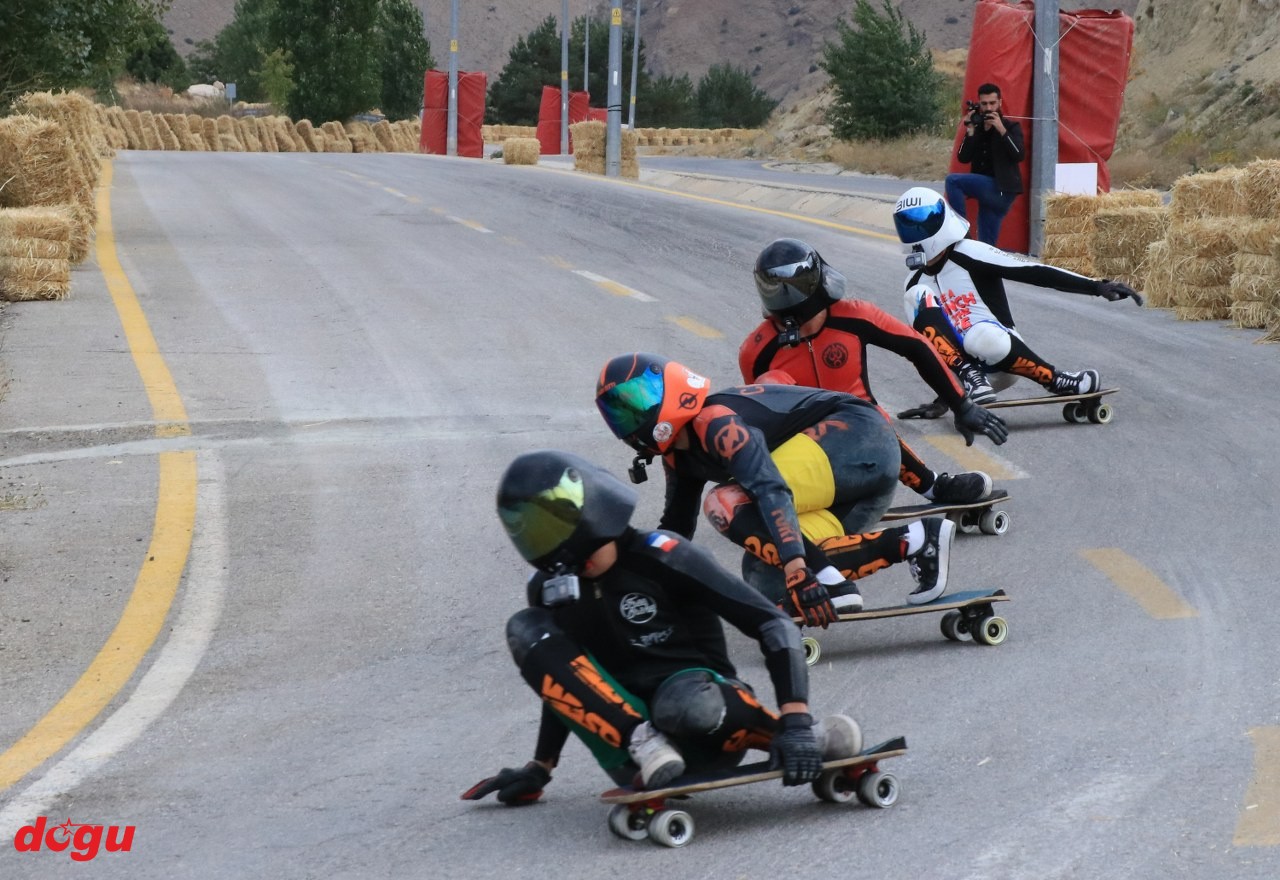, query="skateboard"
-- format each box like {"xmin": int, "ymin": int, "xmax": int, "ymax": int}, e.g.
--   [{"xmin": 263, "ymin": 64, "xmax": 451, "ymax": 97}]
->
[
  {"xmin": 983, "ymin": 387, "xmax": 1119, "ymax": 424},
  {"xmin": 880, "ymin": 489, "xmax": 1011, "ymax": 536},
  {"xmin": 600, "ymin": 736, "xmax": 907, "ymax": 847},
  {"xmin": 797, "ymin": 588, "xmax": 1010, "ymax": 665}
]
